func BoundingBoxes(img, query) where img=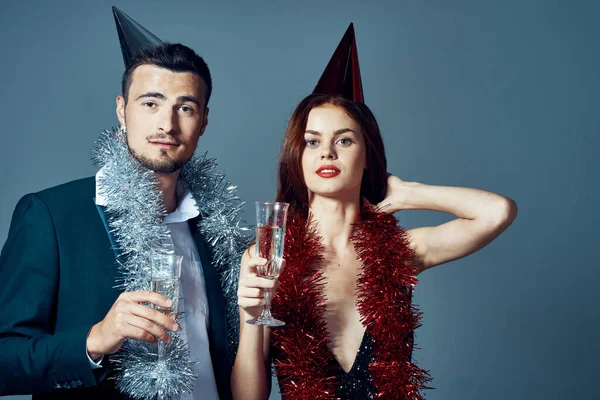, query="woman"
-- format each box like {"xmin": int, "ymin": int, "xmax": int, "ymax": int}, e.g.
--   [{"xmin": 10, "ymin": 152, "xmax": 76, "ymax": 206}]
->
[{"xmin": 232, "ymin": 25, "xmax": 517, "ymax": 400}]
